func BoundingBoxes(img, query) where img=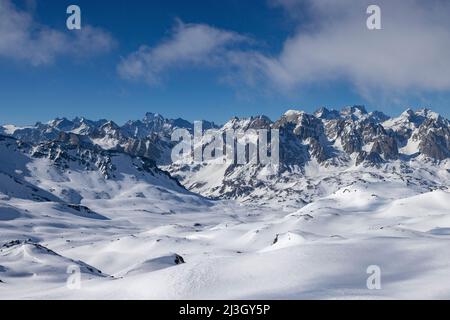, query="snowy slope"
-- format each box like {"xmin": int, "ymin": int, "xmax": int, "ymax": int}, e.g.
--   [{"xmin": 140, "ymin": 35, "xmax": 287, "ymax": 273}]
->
[
  {"xmin": 1, "ymin": 183, "xmax": 449, "ymax": 299},
  {"xmin": 1, "ymin": 107, "xmax": 450, "ymax": 299}
]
